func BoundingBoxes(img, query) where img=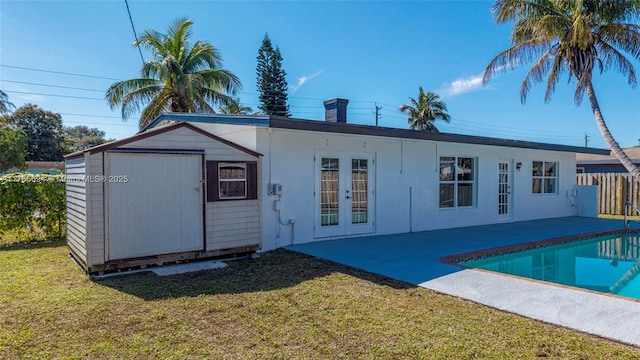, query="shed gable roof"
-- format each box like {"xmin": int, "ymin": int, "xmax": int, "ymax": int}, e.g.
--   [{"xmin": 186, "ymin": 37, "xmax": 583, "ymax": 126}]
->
[{"xmin": 65, "ymin": 122, "xmax": 262, "ymax": 159}]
